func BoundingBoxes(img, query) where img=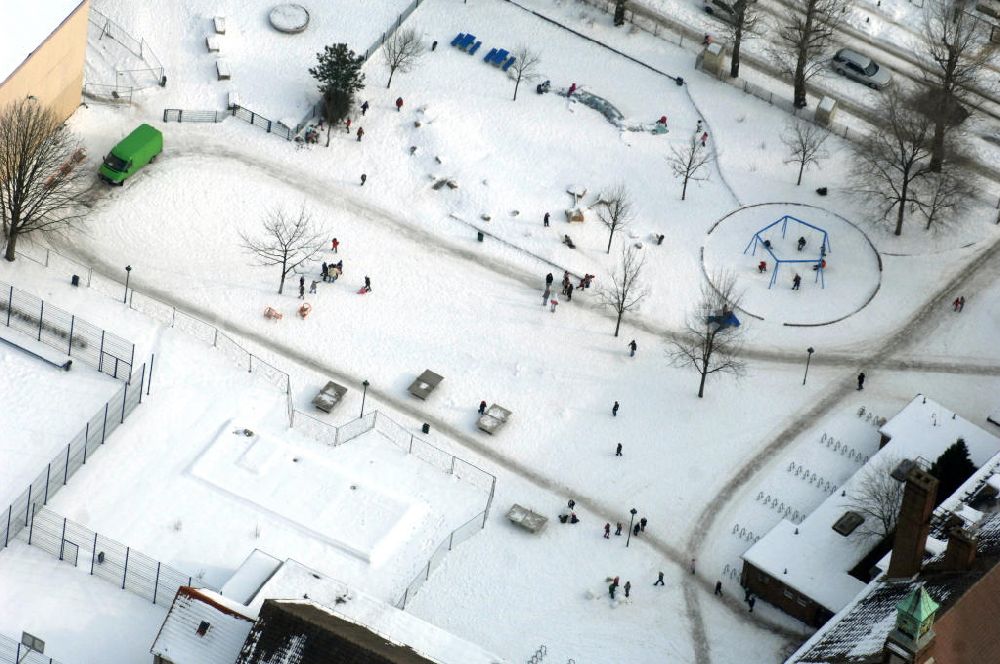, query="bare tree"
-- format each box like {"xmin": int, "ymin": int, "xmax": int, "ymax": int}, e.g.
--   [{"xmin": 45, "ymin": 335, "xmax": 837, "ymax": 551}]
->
[
  {"xmin": 508, "ymin": 45, "xmax": 542, "ymax": 101},
  {"xmin": 0, "ymin": 100, "xmax": 91, "ymax": 262},
  {"xmin": 598, "ymin": 245, "xmax": 648, "ymax": 337},
  {"xmin": 723, "ymin": 0, "xmax": 760, "ymax": 79},
  {"xmin": 667, "ymin": 137, "xmax": 713, "ymax": 201},
  {"xmin": 595, "ymin": 184, "xmax": 634, "ymax": 253},
  {"xmin": 240, "ymin": 206, "xmax": 326, "ymax": 294},
  {"xmin": 920, "ymin": 0, "xmax": 995, "ymax": 171},
  {"xmin": 852, "ymin": 88, "xmax": 969, "ymax": 236},
  {"xmin": 844, "ymin": 455, "xmax": 904, "ymax": 540},
  {"xmin": 782, "ymin": 120, "xmax": 829, "ymax": 185},
  {"xmin": 381, "ymin": 28, "xmax": 426, "ymax": 89},
  {"xmin": 668, "ymin": 272, "xmax": 746, "ymax": 398},
  {"xmin": 772, "ymin": 0, "xmax": 846, "ymax": 108}
]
